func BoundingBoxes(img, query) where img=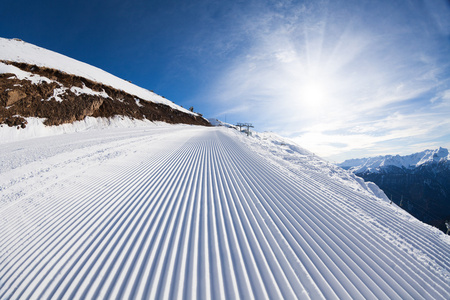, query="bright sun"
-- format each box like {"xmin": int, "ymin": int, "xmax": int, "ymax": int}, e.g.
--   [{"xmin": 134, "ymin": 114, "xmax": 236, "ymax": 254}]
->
[
  {"xmin": 300, "ymin": 80, "xmax": 329, "ymax": 111},
  {"xmin": 303, "ymin": 81, "xmax": 326, "ymax": 102}
]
